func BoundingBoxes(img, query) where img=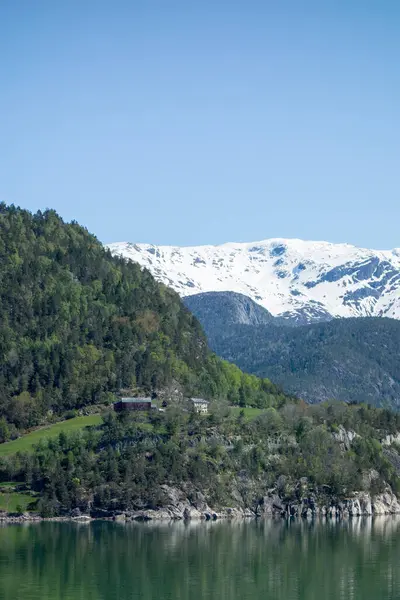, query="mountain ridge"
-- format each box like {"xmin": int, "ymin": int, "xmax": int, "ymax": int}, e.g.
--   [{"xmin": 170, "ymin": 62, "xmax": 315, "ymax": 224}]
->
[
  {"xmin": 183, "ymin": 291, "xmax": 400, "ymax": 407},
  {"xmin": 108, "ymin": 237, "xmax": 400, "ymax": 324}
]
